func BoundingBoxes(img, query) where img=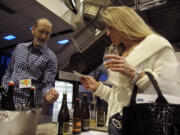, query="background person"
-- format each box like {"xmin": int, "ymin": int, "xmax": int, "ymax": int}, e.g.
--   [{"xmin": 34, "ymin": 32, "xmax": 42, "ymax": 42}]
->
[{"xmin": 1, "ymin": 18, "xmax": 59, "ymax": 107}]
